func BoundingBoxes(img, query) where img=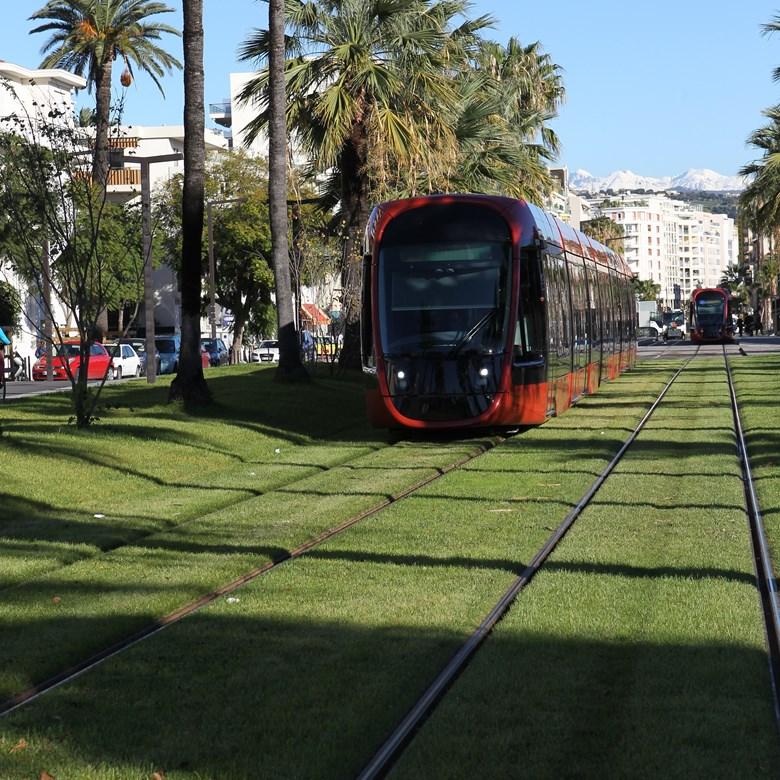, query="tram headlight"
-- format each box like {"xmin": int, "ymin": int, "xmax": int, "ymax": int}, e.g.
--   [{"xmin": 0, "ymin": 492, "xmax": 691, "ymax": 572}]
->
[
  {"xmin": 476, "ymin": 366, "xmax": 489, "ymax": 388},
  {"xmin": 396, "ymin": 369, "xmax": 408, "ymax": 391}
]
